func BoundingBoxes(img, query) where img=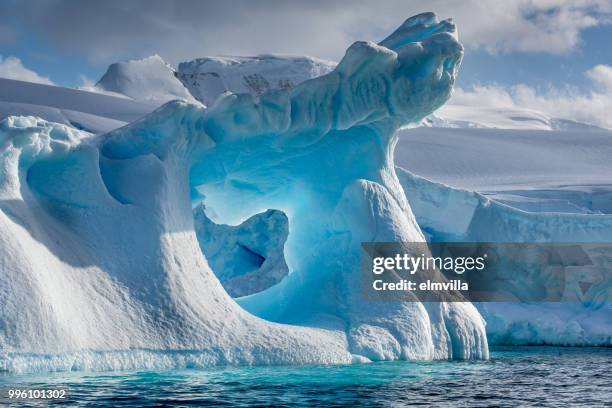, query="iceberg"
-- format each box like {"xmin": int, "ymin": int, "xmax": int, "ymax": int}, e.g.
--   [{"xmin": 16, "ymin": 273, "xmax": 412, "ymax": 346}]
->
[{"xmin": 0, "ymin": 13, "xmax": 489, "ymax": 373}]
